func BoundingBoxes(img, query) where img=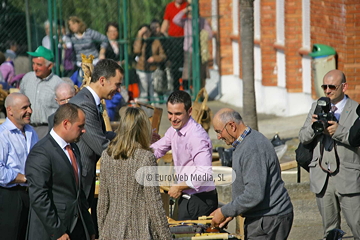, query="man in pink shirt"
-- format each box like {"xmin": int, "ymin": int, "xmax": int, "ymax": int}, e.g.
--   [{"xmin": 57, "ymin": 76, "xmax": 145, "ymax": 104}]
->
[{"xmin": 151, "ymin": 90, "xmax": 218, "ymax": 220}]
